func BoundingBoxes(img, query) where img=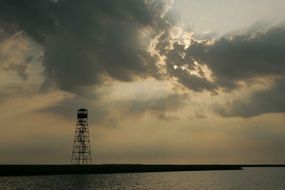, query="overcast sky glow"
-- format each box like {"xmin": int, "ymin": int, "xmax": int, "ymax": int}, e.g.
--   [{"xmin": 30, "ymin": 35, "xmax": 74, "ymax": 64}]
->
[
  {"xmin": 173, "ymin": 0, "xmax": 285, "ymax": 36},
  {"xmin": 0, "ymin": 0, "xmax": 285, "ymax": 164}
]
